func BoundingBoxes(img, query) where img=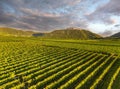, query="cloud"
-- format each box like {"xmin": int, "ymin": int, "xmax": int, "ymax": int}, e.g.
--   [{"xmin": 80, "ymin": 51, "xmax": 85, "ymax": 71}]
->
[
  {"xmin": 0, "ymin": 0, "xmax": 87, "ymax": 31},
  {"xmin": 102, "ymin": 0, "xmax": 120, "ymax": 15},
  {"xmin": 0, "ymin": 0, "xmax": 120, "ymax": 36},
  {"xmin": 20, "ymin": 8, "xmax": 62, "ymax": 18},
  {"xmin": 99, "ymin": 30, "xmax": 113, "ymax": 37},
  {"xmin": 100, "ymin": 29, "xmax": 120, "ymax": 37},
  {"xmin": 114, "ymin": 24, "xmax": 120, "ymax": 27},
  {"xmin": 86, "ymin": 0, "xmax": 120, "ymax": 24}
]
